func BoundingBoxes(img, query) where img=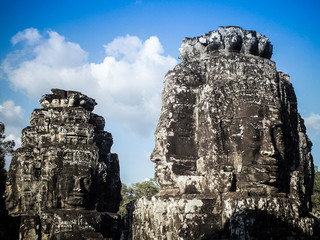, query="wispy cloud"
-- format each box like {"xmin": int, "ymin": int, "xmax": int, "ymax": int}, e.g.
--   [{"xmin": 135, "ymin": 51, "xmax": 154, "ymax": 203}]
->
[
  {"xmin": 1, "ymin": 28, "xmax": 177, "ymax": 136},
  {"xmin": 305, "ymin": 113, "xmax": 320, "ymax": 135},
  {"xmin": 11, "ymin": 28, "xmax": 41, "ymax": 46},
  {"xmin": 0, "ymin": 100, "xmax": 23, "ymax": 121},
  {"xmin": 0, "ymin": 100, "xmax": 24, "ymax": 149}
]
